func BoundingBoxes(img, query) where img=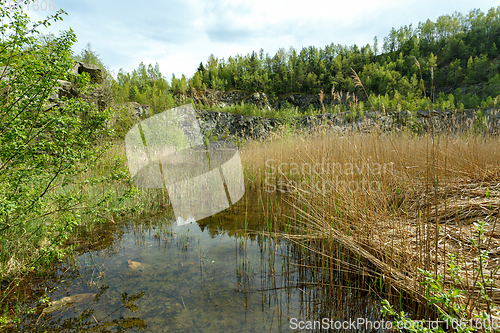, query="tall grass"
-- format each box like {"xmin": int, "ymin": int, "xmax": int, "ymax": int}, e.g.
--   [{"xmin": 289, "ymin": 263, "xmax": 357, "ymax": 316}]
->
[{"xmin": 239, "ymin": 120, "xmax": 500, "ymax": 318}]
